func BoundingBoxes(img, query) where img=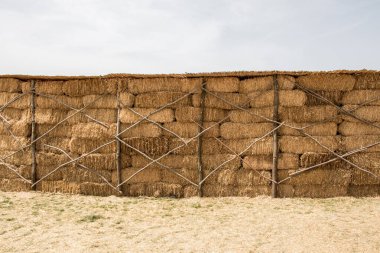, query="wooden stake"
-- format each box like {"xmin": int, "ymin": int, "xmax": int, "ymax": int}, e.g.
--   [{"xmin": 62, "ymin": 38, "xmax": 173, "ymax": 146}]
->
[
  {"xmin": 30, "ymin": 80, "xmax": 37, "ymax": 190},
  {"xmin": 272, "ymin": 75, "xmax": 280, "ymax": 198},
  {"xmin": 116, "ymin": 80, "xmax": 122, "ymax": 194},
  {"xmin": 197, "ymin": 80, "xmax": 207, "ymax": 197}
]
